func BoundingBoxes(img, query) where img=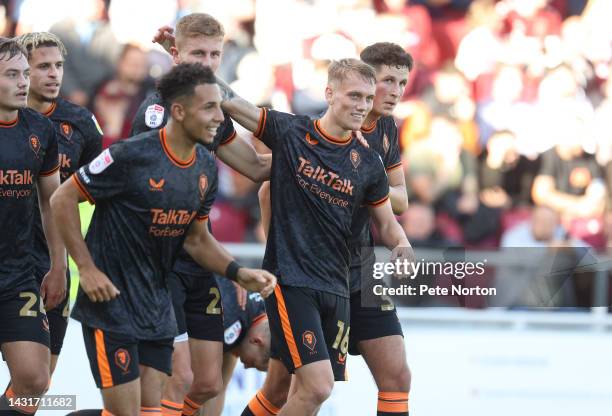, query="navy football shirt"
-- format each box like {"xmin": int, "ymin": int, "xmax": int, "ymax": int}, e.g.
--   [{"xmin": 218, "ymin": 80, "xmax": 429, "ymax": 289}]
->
[
  {"xmin": 216, "ymin": 277, "xmax": 266, "ymax": 352},
  {"xmin": 31, "ymin": 98, "xmax": 103, "ymax": 269},
  {"xmin": 0, "ymin": 108, "xmax": 59, "ymax": 294},
  {"xmin": 348, "ymin": 115, "xmax": 402, "ymax": 292},
  {"xmin": 131, "ymin": 92, "xmax": 236, "ymax": 277},
  {"xmin": 256, "ymin": 109, "xmax": 390, "ymax": 297},
  {"xmin": 70, "ymin": 128, "xmax": 218, "ymax": 339}
]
